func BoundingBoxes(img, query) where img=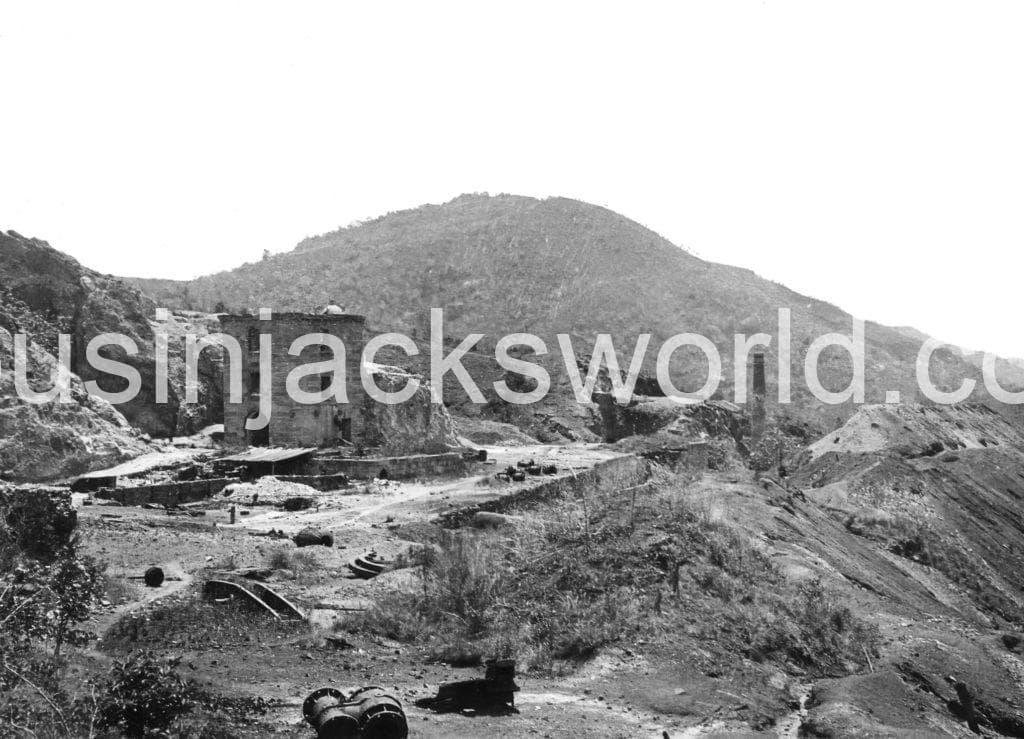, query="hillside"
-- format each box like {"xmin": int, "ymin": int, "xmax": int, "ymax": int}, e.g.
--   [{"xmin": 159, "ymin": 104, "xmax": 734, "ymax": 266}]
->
[
  {"xmin": 125, "ymin": 194, "xmax": 1024, "ymax": 432},
  {"xmin": 0, "ymin": 230, "xmax": 222, "ymax": 439},
  {"xmin": 0, "ymin": 295, "xmax": 150, "ymax": 480}
]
